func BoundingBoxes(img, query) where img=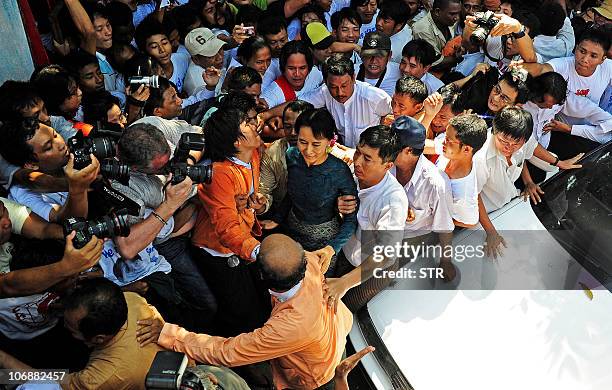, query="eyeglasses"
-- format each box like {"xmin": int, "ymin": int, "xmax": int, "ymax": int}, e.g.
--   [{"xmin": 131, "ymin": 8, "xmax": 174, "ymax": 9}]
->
[
  {"xmin": 495, "ymin": 133, "xmax": 523, "ymax": 149},
  {"xmin": 492, "ymin": 84, "xmax": 513, "ymax": 105}
]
